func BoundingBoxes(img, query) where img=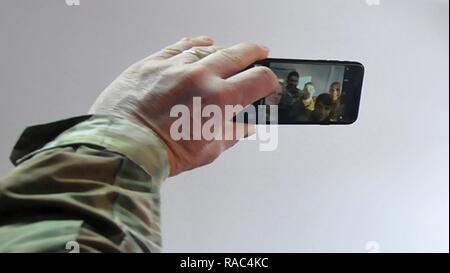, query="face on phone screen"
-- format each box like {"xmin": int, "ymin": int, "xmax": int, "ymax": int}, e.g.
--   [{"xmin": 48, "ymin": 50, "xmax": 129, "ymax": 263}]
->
[{"xmin": 244, "ymin": 59, "xmax": 364, "ymax": 125}]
